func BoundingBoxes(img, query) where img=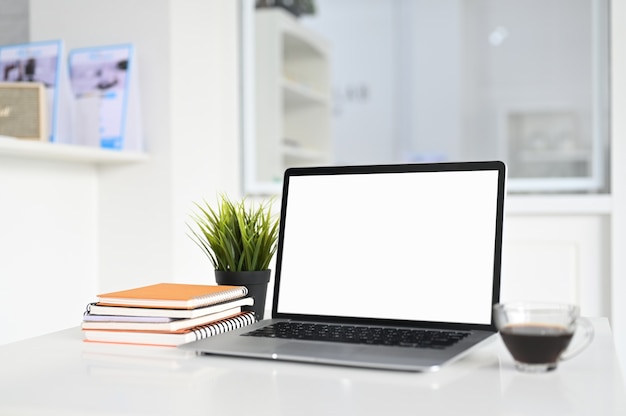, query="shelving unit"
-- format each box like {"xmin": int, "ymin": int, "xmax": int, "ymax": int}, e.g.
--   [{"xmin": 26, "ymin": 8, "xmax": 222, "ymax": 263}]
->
[
  {"xmin": 0, "ymin": 135, "xmax": 148, "ymax": 165},
  {"xmin": 254, "ymin": 8, "xmax": 331, "ymax": 188}
]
